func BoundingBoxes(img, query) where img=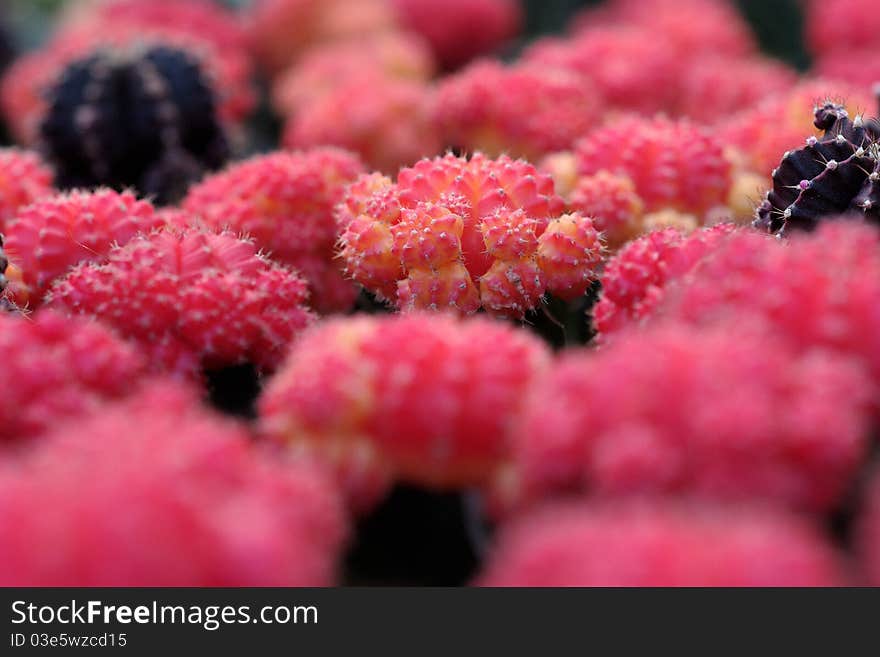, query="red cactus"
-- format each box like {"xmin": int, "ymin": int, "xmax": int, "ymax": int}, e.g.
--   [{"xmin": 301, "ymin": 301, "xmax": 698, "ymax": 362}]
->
[
  {"xmin": 282, "ymin": 77, "xmax": 440, "ymax": 174},
  {"xmin": 0, "ymin": 311, "xmax": 147, "ymax": 444},
  {"xmin": 674, "ymin": 55, "xmax": 797, "ymax": 123},
  {"xmin": 259, "ymin": 314, "xmax": 551, "ymax": 512},
  {"xmin": 479, "ymin": 500, "xmax": 845, "ymax": 586},
  {"xmin": 719, "ymin": 79, "xmax": 875, "ymax": 176},
  {"xmin": 433, "ymin": 60, "xmax": 599, "ymax": 161},
  {"xmin": 658, "ymin": 220, "xmax": 880, "ymax": 395},
  {"xmin": 813, "ymin": 49, "xmax": 880, "ymax": 96},
  {"xmin": 522, "ymin": 29, "xmax": 679, "ymax": 115},
  {"xmin": 337, "ymin": 153, "xmax": 602, "ymax": 317},
  {"xmin": 247, "ymin": 0, "xmax": 397, "ymax": 75},
  {"xmin": 0, "ymin": 149, "xmax": 54, "ymax": 232},
  {"xmin": 4, "ymin": 189, "xmax": 162, "ymax": 306},
  {"xmin": 46, "ymin": 229, "xmax": 315, "ymax": 380},
  {"xmin": 390, "ymin": 0, "xmax": 521, "ymax": 70},
  {"xmin": 804, "ymin": 0, "xmax": 880, "ymax": 56},
  {"xmin": 571, "ymin": 0, "xmax": 756, "ymax": 59},
  {"xmin": 502, "ymin": 322, "xmax": 873, "ymax": 515},
  {"xmin": 572, "ymin": 115, "xmax": 733, "ymax": 217},
  {"xmin": 593, "ymin": 224, "xmax": 741, "ymax": 337},
  {"xmin": 0, "ymin": 383, "xmax": 347, "ymax": 586},
  {"xmin": 271, "ymin": 32, "xmax": 434, "ymax": 116},
  {"xmin": 568, "ymin": 171, "xmax": 645, "ymax": 248},
  {"xmin": 183, "ymin": 149, "xmax": 365, "ymax": 313}
]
